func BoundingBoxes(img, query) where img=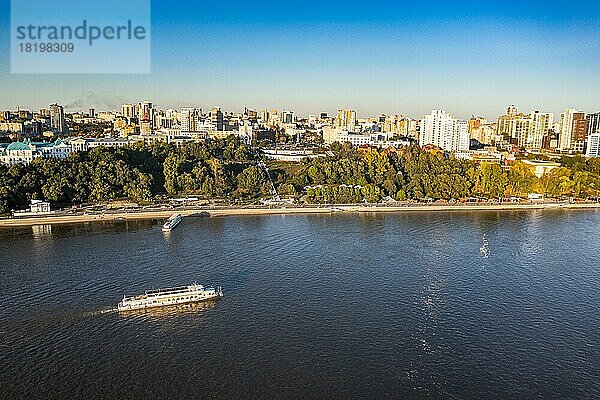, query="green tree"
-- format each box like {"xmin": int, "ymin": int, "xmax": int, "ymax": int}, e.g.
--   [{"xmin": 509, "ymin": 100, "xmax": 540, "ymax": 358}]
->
[
  {"xmin": 474, "ymin": 163, "xmax": 508, "ymax": 199},
  {"xmin": 236, "ymin": 165, "xmax": 266, "ymax": 196},
  {"xmin": 506, "ymin": 162, "xmax": 537, "ymax": 197}
]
